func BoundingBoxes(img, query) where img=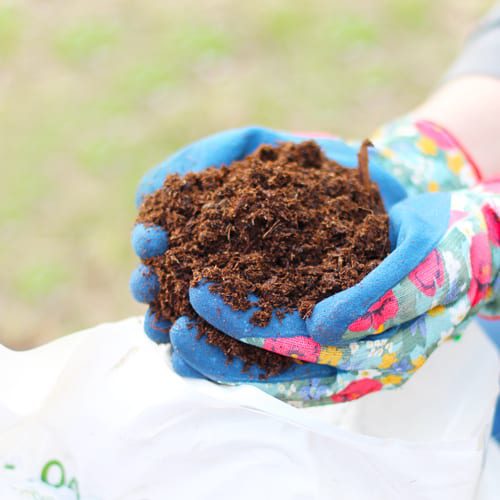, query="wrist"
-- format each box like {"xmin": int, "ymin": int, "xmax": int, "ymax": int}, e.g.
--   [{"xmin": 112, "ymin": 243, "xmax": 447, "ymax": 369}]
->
[{"xmin": 412, "ymin": 76, "xmax": 500, "ymax": 182}]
